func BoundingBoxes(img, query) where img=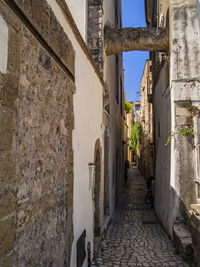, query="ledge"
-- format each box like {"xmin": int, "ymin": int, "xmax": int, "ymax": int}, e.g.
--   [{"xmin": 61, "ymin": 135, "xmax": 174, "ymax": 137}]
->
[{"xmin": 55, "ymin": 0, "xmax": 105, "ymax": 87}]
